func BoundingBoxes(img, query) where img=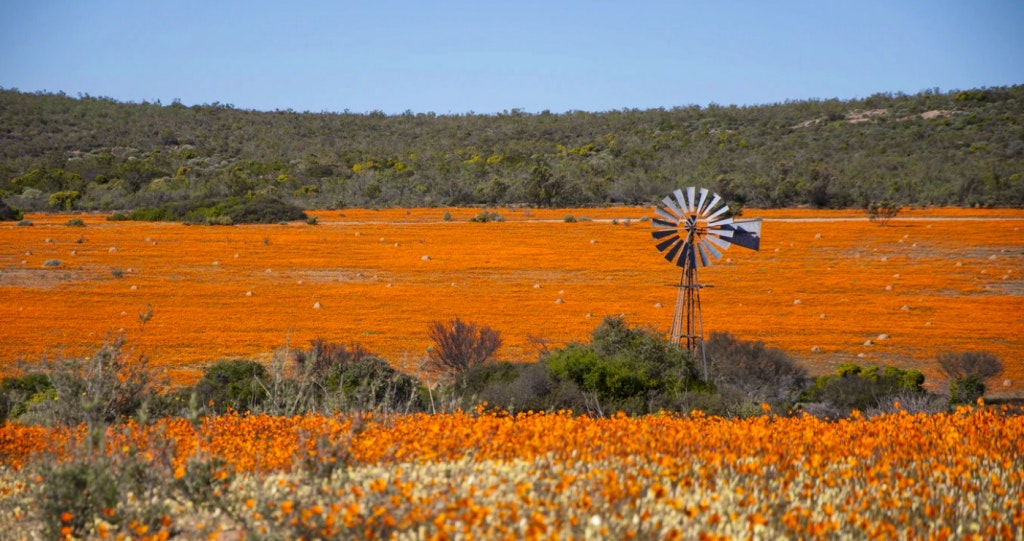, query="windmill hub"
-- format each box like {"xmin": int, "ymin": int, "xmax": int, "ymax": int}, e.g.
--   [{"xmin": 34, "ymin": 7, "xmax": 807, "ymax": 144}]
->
[{"xmin": 651, "ymin": 187, "xmax": 762, "ymax": 373}]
